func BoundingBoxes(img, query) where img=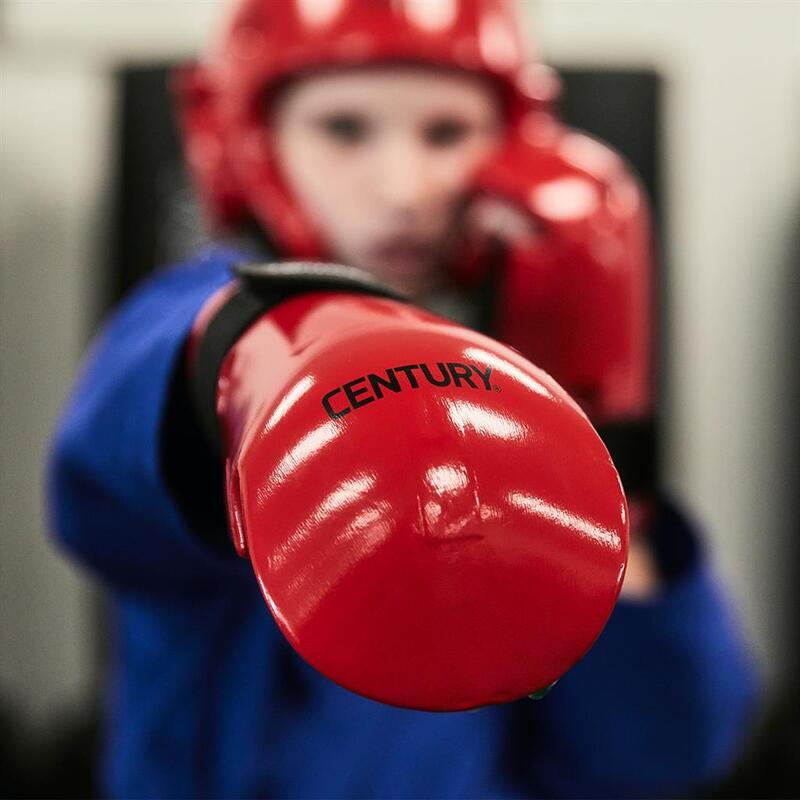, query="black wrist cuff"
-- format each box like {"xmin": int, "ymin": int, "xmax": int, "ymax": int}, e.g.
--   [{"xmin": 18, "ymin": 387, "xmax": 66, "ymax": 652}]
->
[
  {"xmin": 596, "ymin": 417, "xmax": 659, "ymax": 497},
  {"xmin": 191, "ymin": 261, "xmax": 404, "ymax": 455}
]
